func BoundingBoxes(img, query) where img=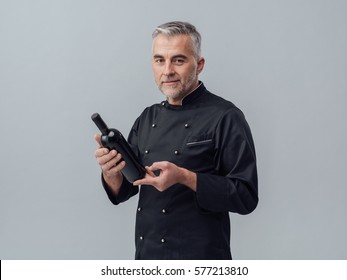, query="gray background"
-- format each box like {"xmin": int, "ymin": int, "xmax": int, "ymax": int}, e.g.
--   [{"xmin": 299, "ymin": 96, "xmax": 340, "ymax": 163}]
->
[{"xmin": 1, "ymin": 0, "xmax": 346, "ymax": 259}]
